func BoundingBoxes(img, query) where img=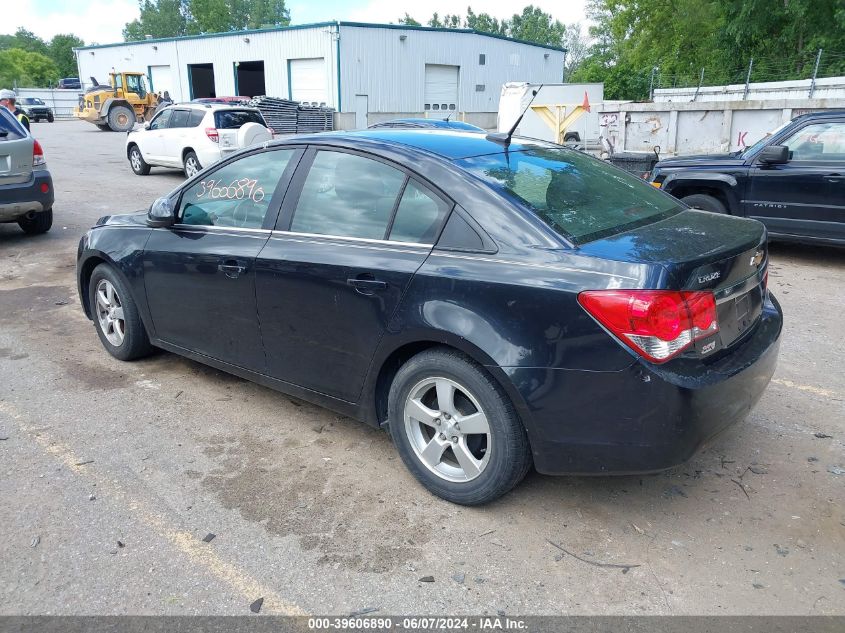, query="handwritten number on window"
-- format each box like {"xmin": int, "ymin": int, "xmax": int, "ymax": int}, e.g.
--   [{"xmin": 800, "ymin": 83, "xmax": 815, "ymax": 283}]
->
[{"xmin": 196, "ymin": 178, "xmax": 265, "ymax": 203}]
